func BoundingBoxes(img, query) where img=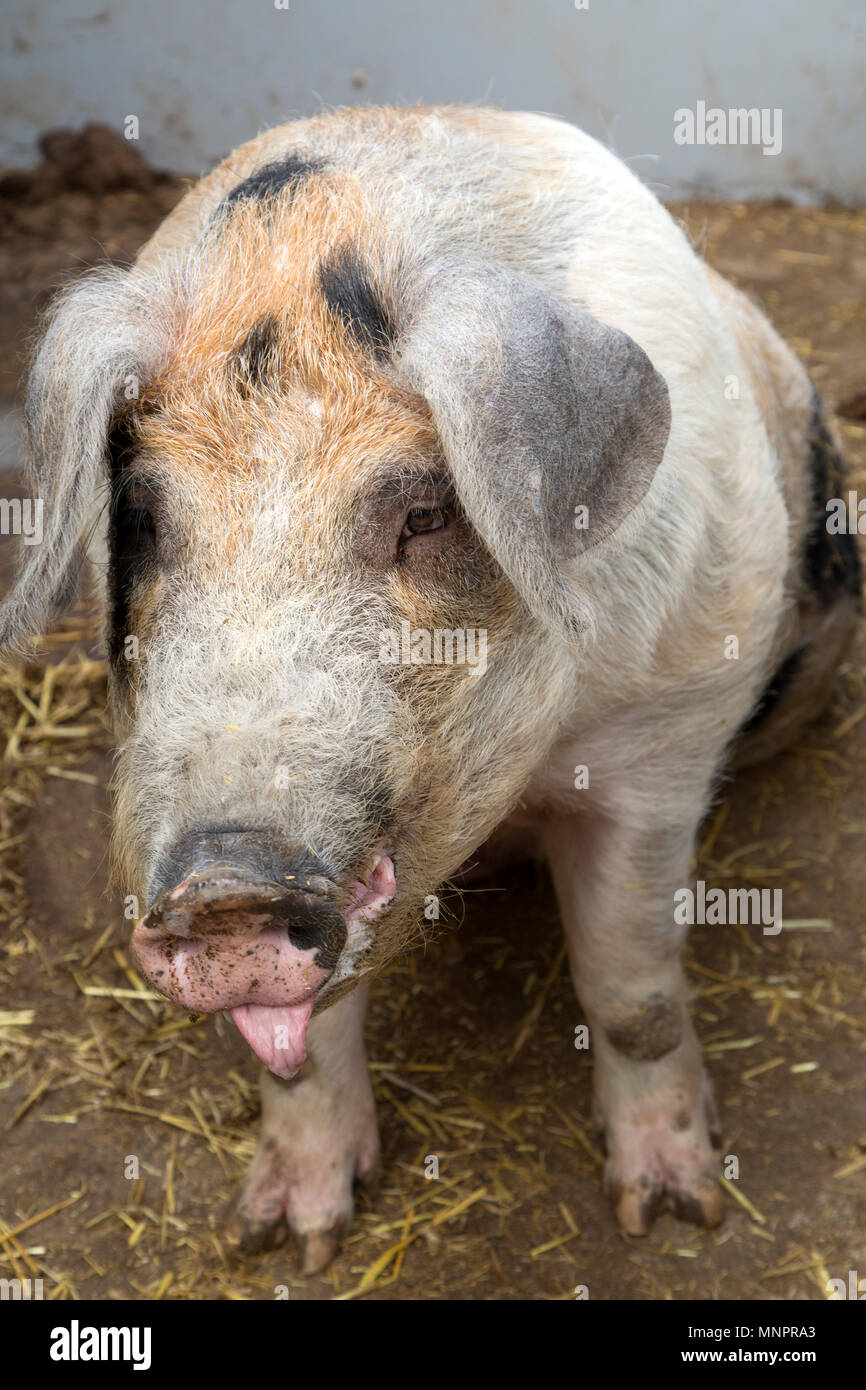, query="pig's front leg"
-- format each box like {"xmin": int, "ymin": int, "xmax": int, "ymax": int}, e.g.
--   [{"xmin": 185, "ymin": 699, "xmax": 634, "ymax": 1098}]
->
[
  {"xmin": 543, "ymin": 812, "xmax": 723, "ymax": 1236},
  {"xmin": 231, "ymin": 984, "xmax": 378, "ymax": 1273}
]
